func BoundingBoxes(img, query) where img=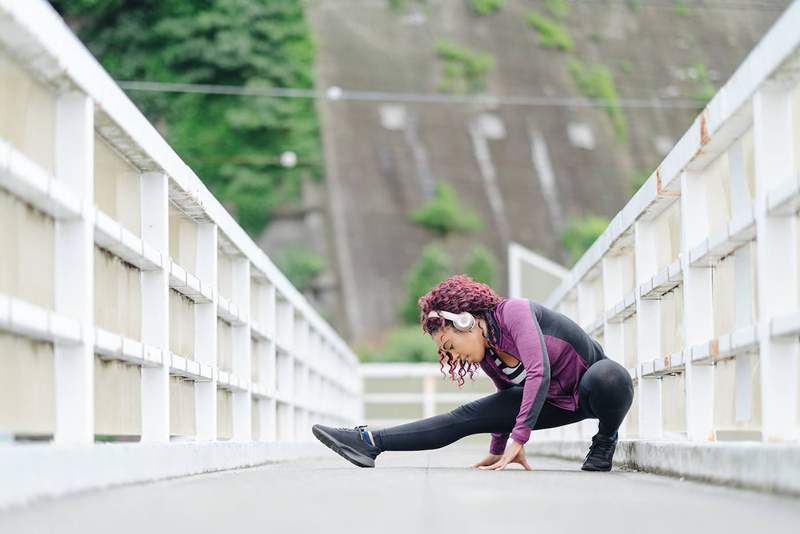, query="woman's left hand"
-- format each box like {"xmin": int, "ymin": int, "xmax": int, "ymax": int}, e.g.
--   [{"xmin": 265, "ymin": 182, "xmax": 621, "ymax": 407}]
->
[{"xmin": 477, "ymin": 439, "xmax": 532, "ymax": 470}]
